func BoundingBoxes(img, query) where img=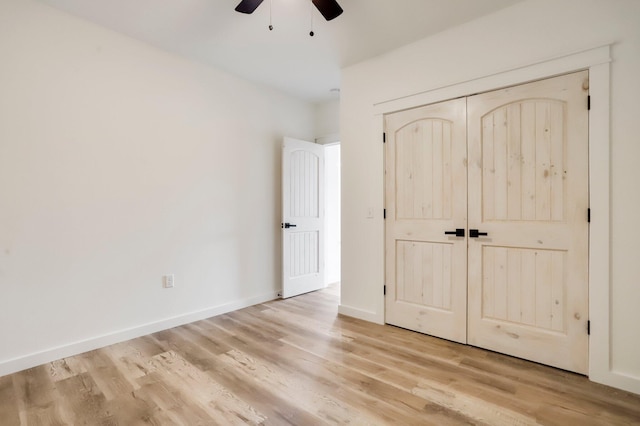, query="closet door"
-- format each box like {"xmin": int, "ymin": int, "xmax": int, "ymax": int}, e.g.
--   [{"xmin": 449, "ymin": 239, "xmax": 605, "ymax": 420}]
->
[
  {"xmin": 384, "ymin": 98, "xmax": 468, "ymax": 343},
  {"xmin": 467, "ymin": 71, "xmax": 589, "ymax": 373}
]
